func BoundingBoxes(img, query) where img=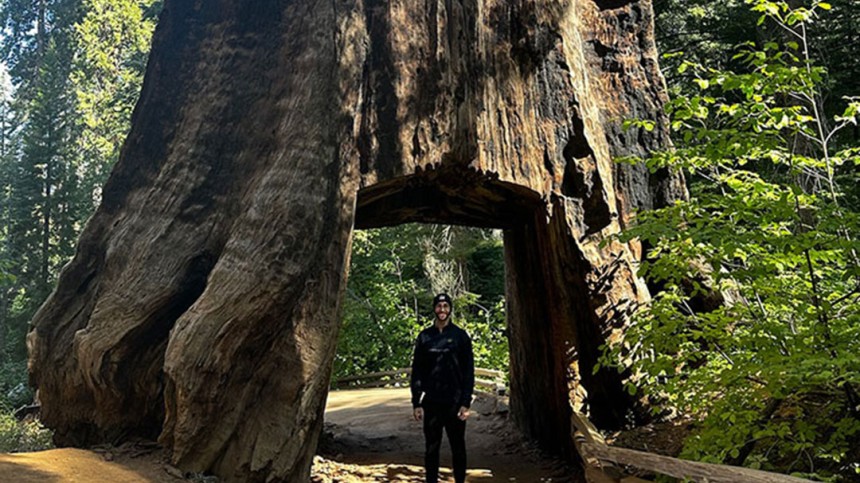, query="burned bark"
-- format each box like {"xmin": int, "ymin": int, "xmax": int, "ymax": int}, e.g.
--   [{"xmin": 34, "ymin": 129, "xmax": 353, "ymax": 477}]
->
[{"xmin": 28, "ymin": 0, "xmax": 683, "ymax": 481}]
